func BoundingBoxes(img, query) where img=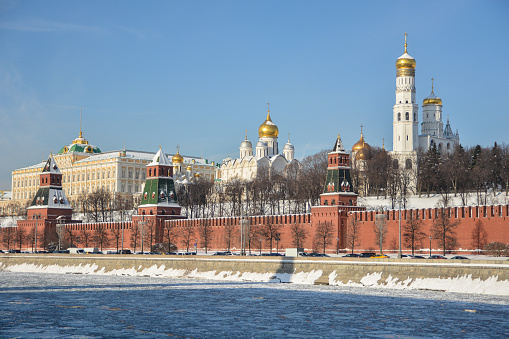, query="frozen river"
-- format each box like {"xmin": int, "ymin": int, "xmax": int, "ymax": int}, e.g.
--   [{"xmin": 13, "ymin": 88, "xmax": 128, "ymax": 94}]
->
[{"xmin": 1, "ymin": 272, "xmax": 508, "ymax": 338}]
